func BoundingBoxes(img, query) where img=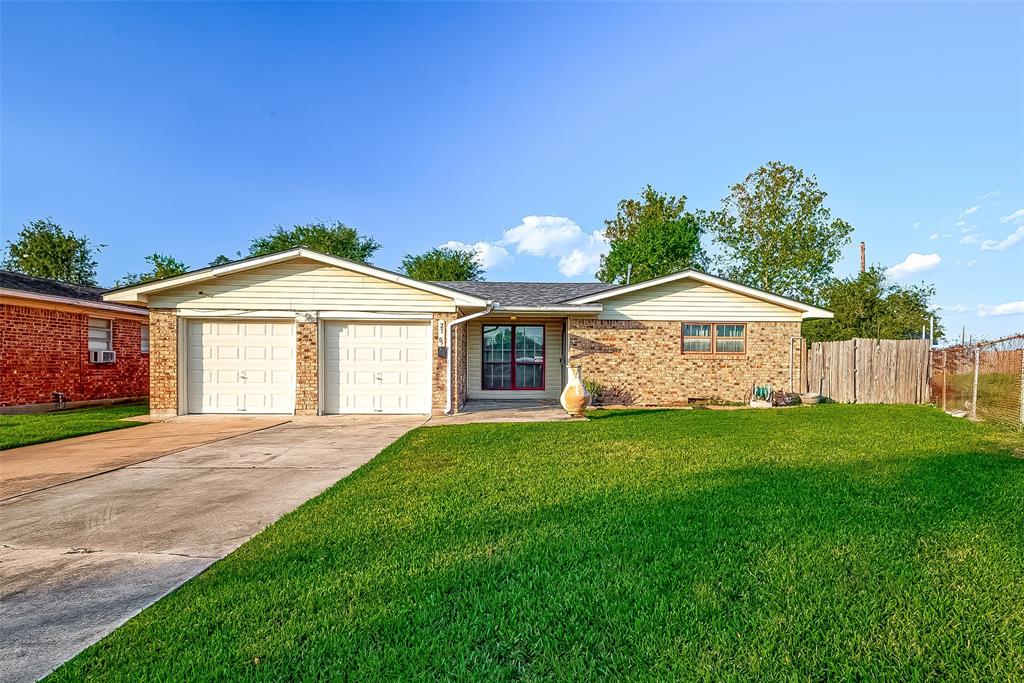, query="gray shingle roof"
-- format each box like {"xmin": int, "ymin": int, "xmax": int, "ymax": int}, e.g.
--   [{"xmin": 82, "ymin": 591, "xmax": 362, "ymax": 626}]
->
[
  {"xmin": 0, "ymin": 270, "xmax": 107, "ymax": 302},
  {"xmin": 431, "ymin": 281, "xmax": 617, "ymax": 306}
]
